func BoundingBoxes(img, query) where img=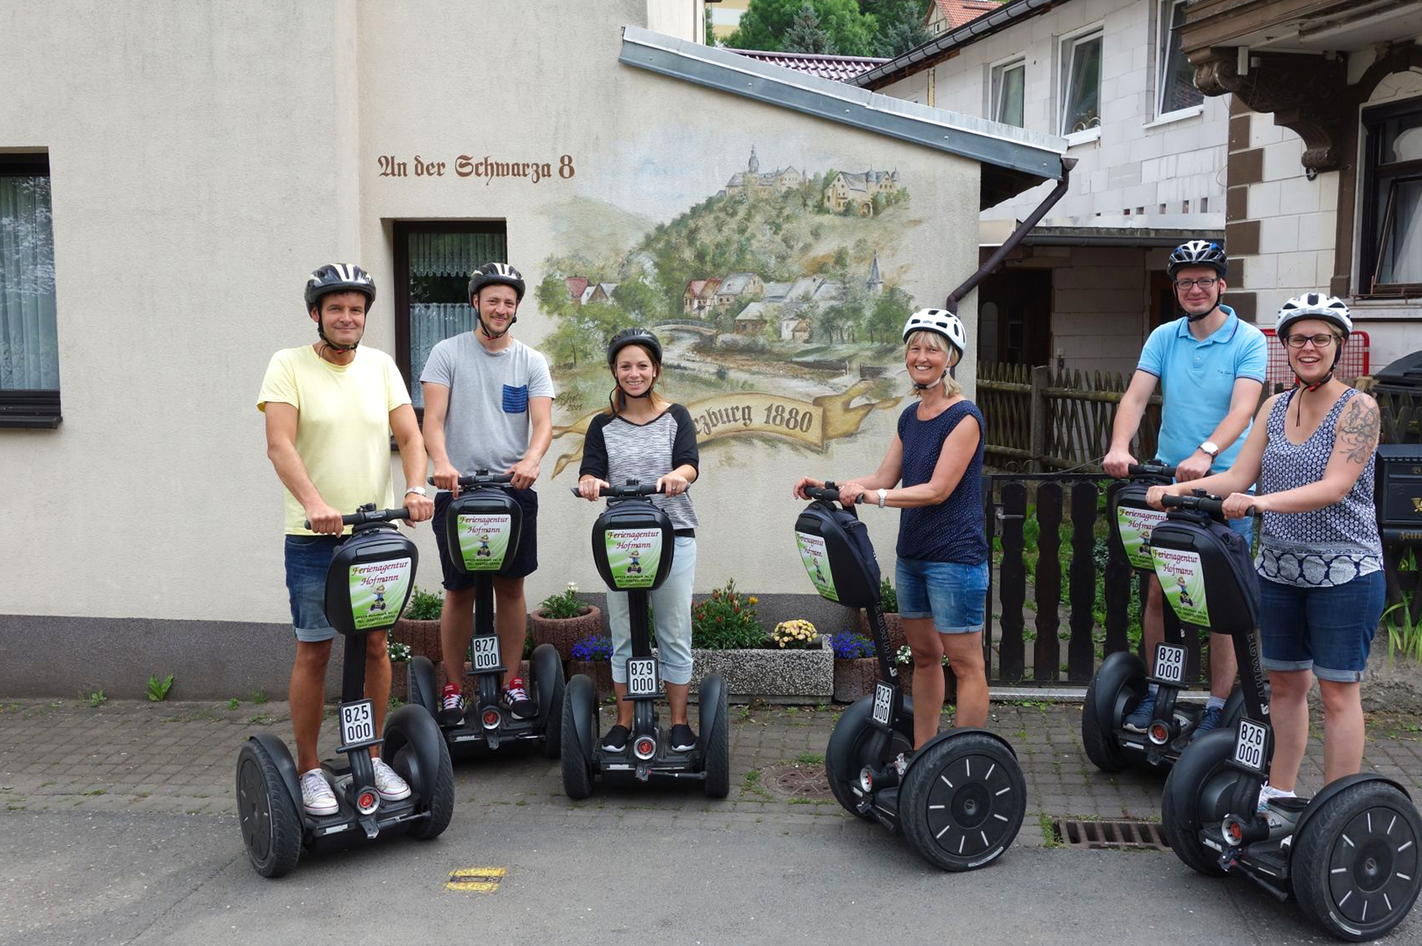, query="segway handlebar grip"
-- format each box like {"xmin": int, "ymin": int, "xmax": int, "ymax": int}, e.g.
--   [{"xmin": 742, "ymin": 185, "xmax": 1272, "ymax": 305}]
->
[
  {"xmin": 427, "ymin": 470, "xmax": 515, "ymax": 488},
  {"xmin": 303, "ymin": 507, "xmax": 412, "ymax": 529},
  {"xmin": 570, "ymin": 481, "xmax": 667, "ymax": 498},
  {"xmin": 1160, "ymin": 493, "xmax": 1237, "ymax": 522},
  {"xmin": 804, "ymin": 485, "xmax": 845, "ymax": 504},
  {"xmin": 1127, "ymin": 462, "xmax": 1176, "ymax": 479}
]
